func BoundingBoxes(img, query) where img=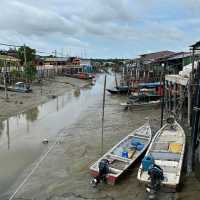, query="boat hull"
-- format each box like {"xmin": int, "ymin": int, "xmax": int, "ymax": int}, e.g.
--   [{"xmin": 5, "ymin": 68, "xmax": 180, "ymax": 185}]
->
[
  {"xmin": 137, "ymin": 121, "xmax": 185, "ymax": 191},
  {"xmin": 106, "ymin": 89, "xmax": 128, "ymax": 95},
  {"xmin": 90, "ymin": 123, "xmax": 152, "ymax": 185},
  {"xmin": 120, "ymin": 101, "xmax": 160, "ymax": 109},
  {"xmin": 90, "ymin": 149, "xmax": 147, "ymax": 185},
  {"xmin": 90, "ymin": 170, "xmax": 117, "ymax": 185}
]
